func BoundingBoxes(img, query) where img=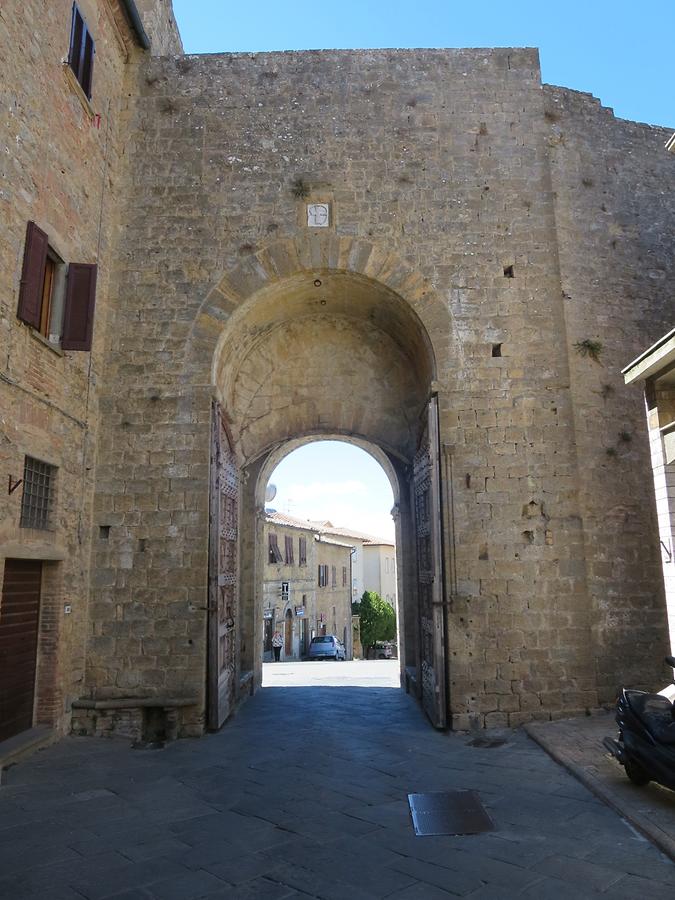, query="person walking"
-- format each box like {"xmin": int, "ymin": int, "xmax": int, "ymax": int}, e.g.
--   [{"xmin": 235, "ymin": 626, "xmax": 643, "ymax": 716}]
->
[{"xmin": 272, "ymin": 630, "xmax": 283, "ymax": 662}]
